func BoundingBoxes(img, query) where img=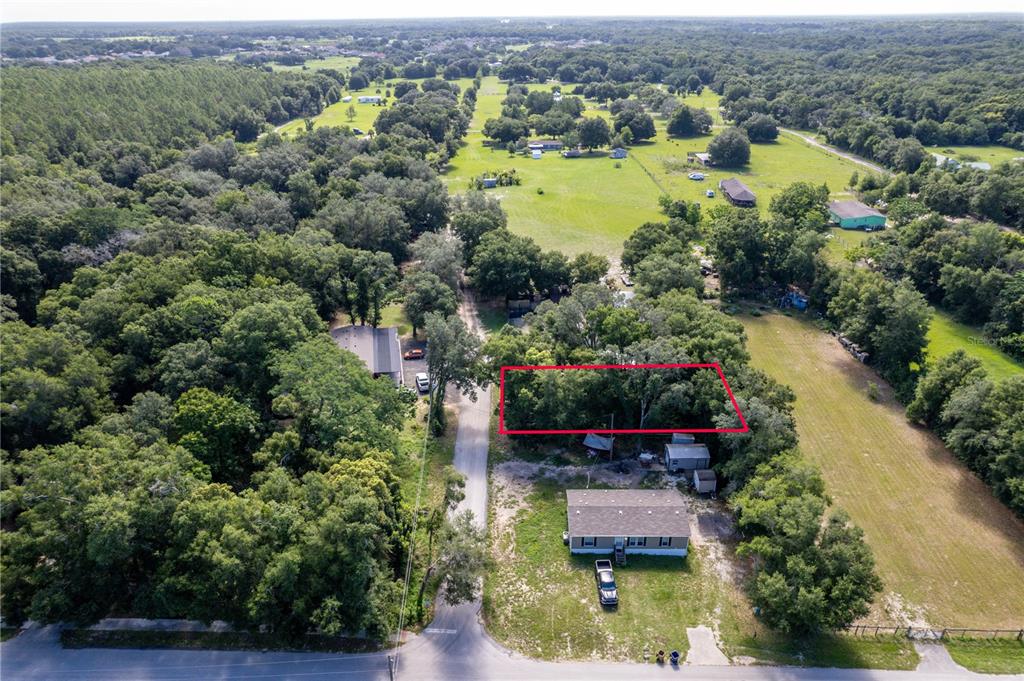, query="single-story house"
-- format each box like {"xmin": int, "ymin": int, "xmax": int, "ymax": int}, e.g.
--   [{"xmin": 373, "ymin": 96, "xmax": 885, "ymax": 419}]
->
[
  {"xmin": 688, "ymin": 151, "xmax": 712, "ymax": 166},
  {"xmin": 664, "ymin": 442, "xmax": 710, "ymax": 473},
  {"xmin": 330, "ymin": 325, "xmax": 403, "ymax": 386},
  {"xmin": 610, "ymin": 147, "xmax": 628, "ymax": 159},
  {"xmin": 693, "ymin": 469, "xmax": 717, "ymax": 494},
  {"xmin": 528, "ymin": 139, "xmax": 564, "ymax": 151},
  {"xmin": 719, "ymin": 178, "xmax": 756, "ymax": 207},
  {"xmin": 566, "ymin": 489, "xmax": 690, "ymax": 557},
  {"xmin": 828, "ymin": 200, "xmax": 886, "ymax": 230},
  {"xmin": 357, "ymin": 95, "xmax": 382, "ymax": 104},
  {"xmin": 342, "ymin": 95, "xmax": 353, "ymax": 103},
  {"xmin": 562, "ymin": 148, "xmax": 583, "ymax": 158}
]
